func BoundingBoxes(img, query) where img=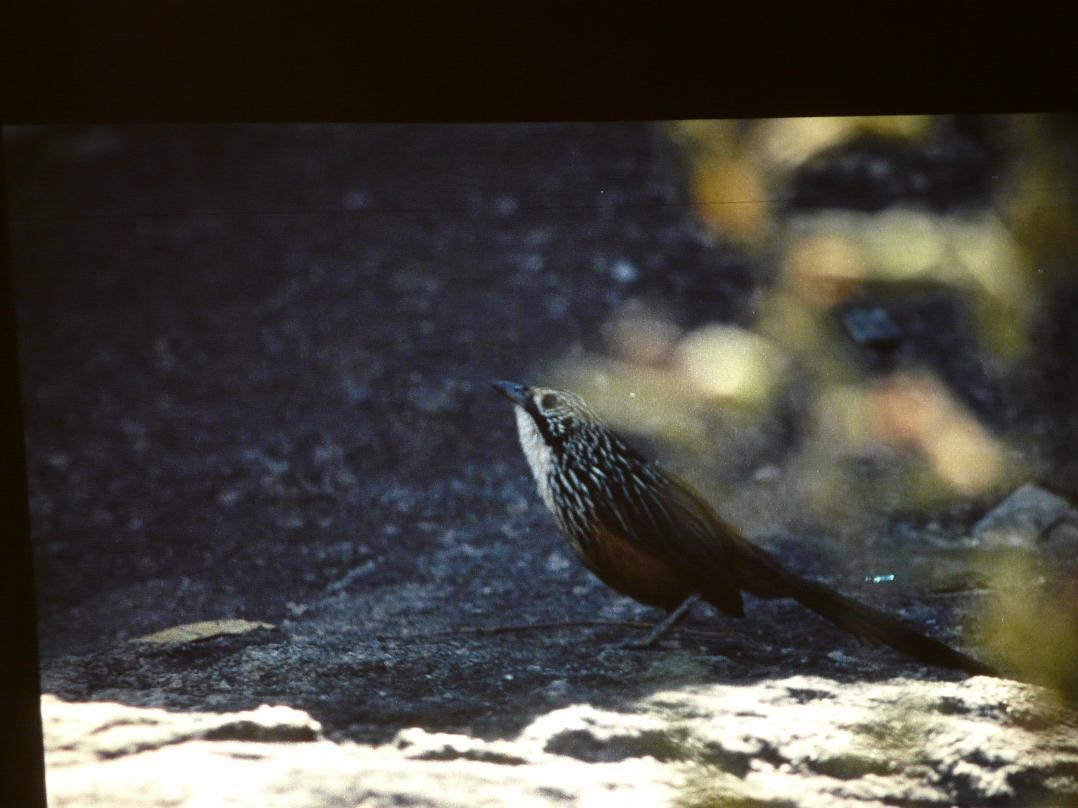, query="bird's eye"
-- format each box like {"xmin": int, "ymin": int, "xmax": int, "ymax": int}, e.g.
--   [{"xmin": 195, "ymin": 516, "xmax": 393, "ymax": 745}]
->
[{"xmin": 540, "ymin": 393, "xmax": 559, "ymax": 409}]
